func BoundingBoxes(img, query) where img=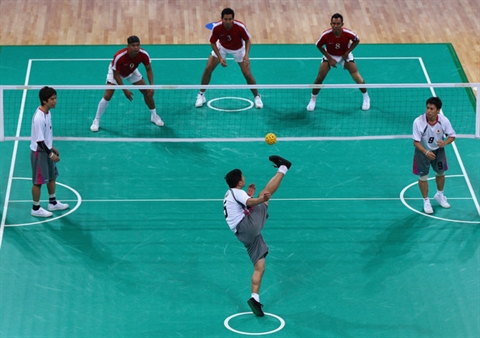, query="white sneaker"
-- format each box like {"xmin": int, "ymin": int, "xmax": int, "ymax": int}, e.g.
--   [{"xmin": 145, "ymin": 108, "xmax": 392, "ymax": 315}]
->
[
  {"xmin": 362, "ymin": 96, "xmax": 370, "ymax": 110},
  {"xmin": 151, "ymin": 114, "xmax": 164, "ymax": 127},
  {"xmin": 254, "ymin": 95, "xmax": 263, "ymax": 109},
  {"xmin": 195, "ymin": 94, "xmax": 206, "ymax": 107},
  {"xmin": 90, "ymin": 119, "xmax": 100, "ymax": 132},
  {"xmin": 423, "ymin": 199, "xmax": 433, "ymax": 214},
  {"xmin": 48, "ymin": 201, "xmax": 69, "ymax": 211},
  {"xmin": 434, "ymin": 192, "xmax": 451, "ymax": 208},
  {"xmin": 31, "ymin": 207, "xmax": 53, "ymax": 217},
  {"xmin": 307, "ymin": 99, "xmax": 316, "ymax": 111}
]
